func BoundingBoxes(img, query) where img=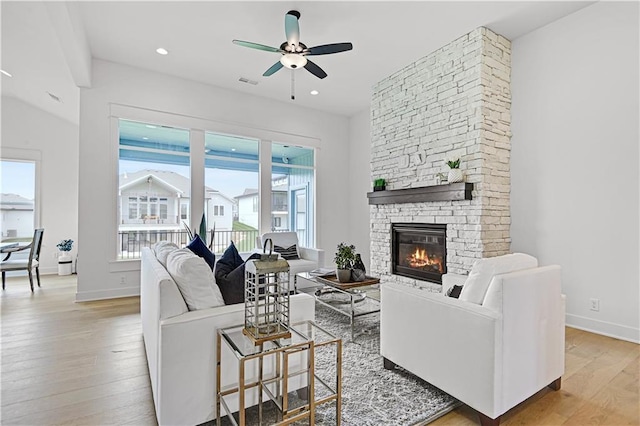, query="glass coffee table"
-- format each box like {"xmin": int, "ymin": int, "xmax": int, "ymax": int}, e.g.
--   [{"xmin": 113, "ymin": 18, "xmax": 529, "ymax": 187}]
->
[{"xmin": 296, "ymin": 272, "xmax": 381, "ymax": 342}]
